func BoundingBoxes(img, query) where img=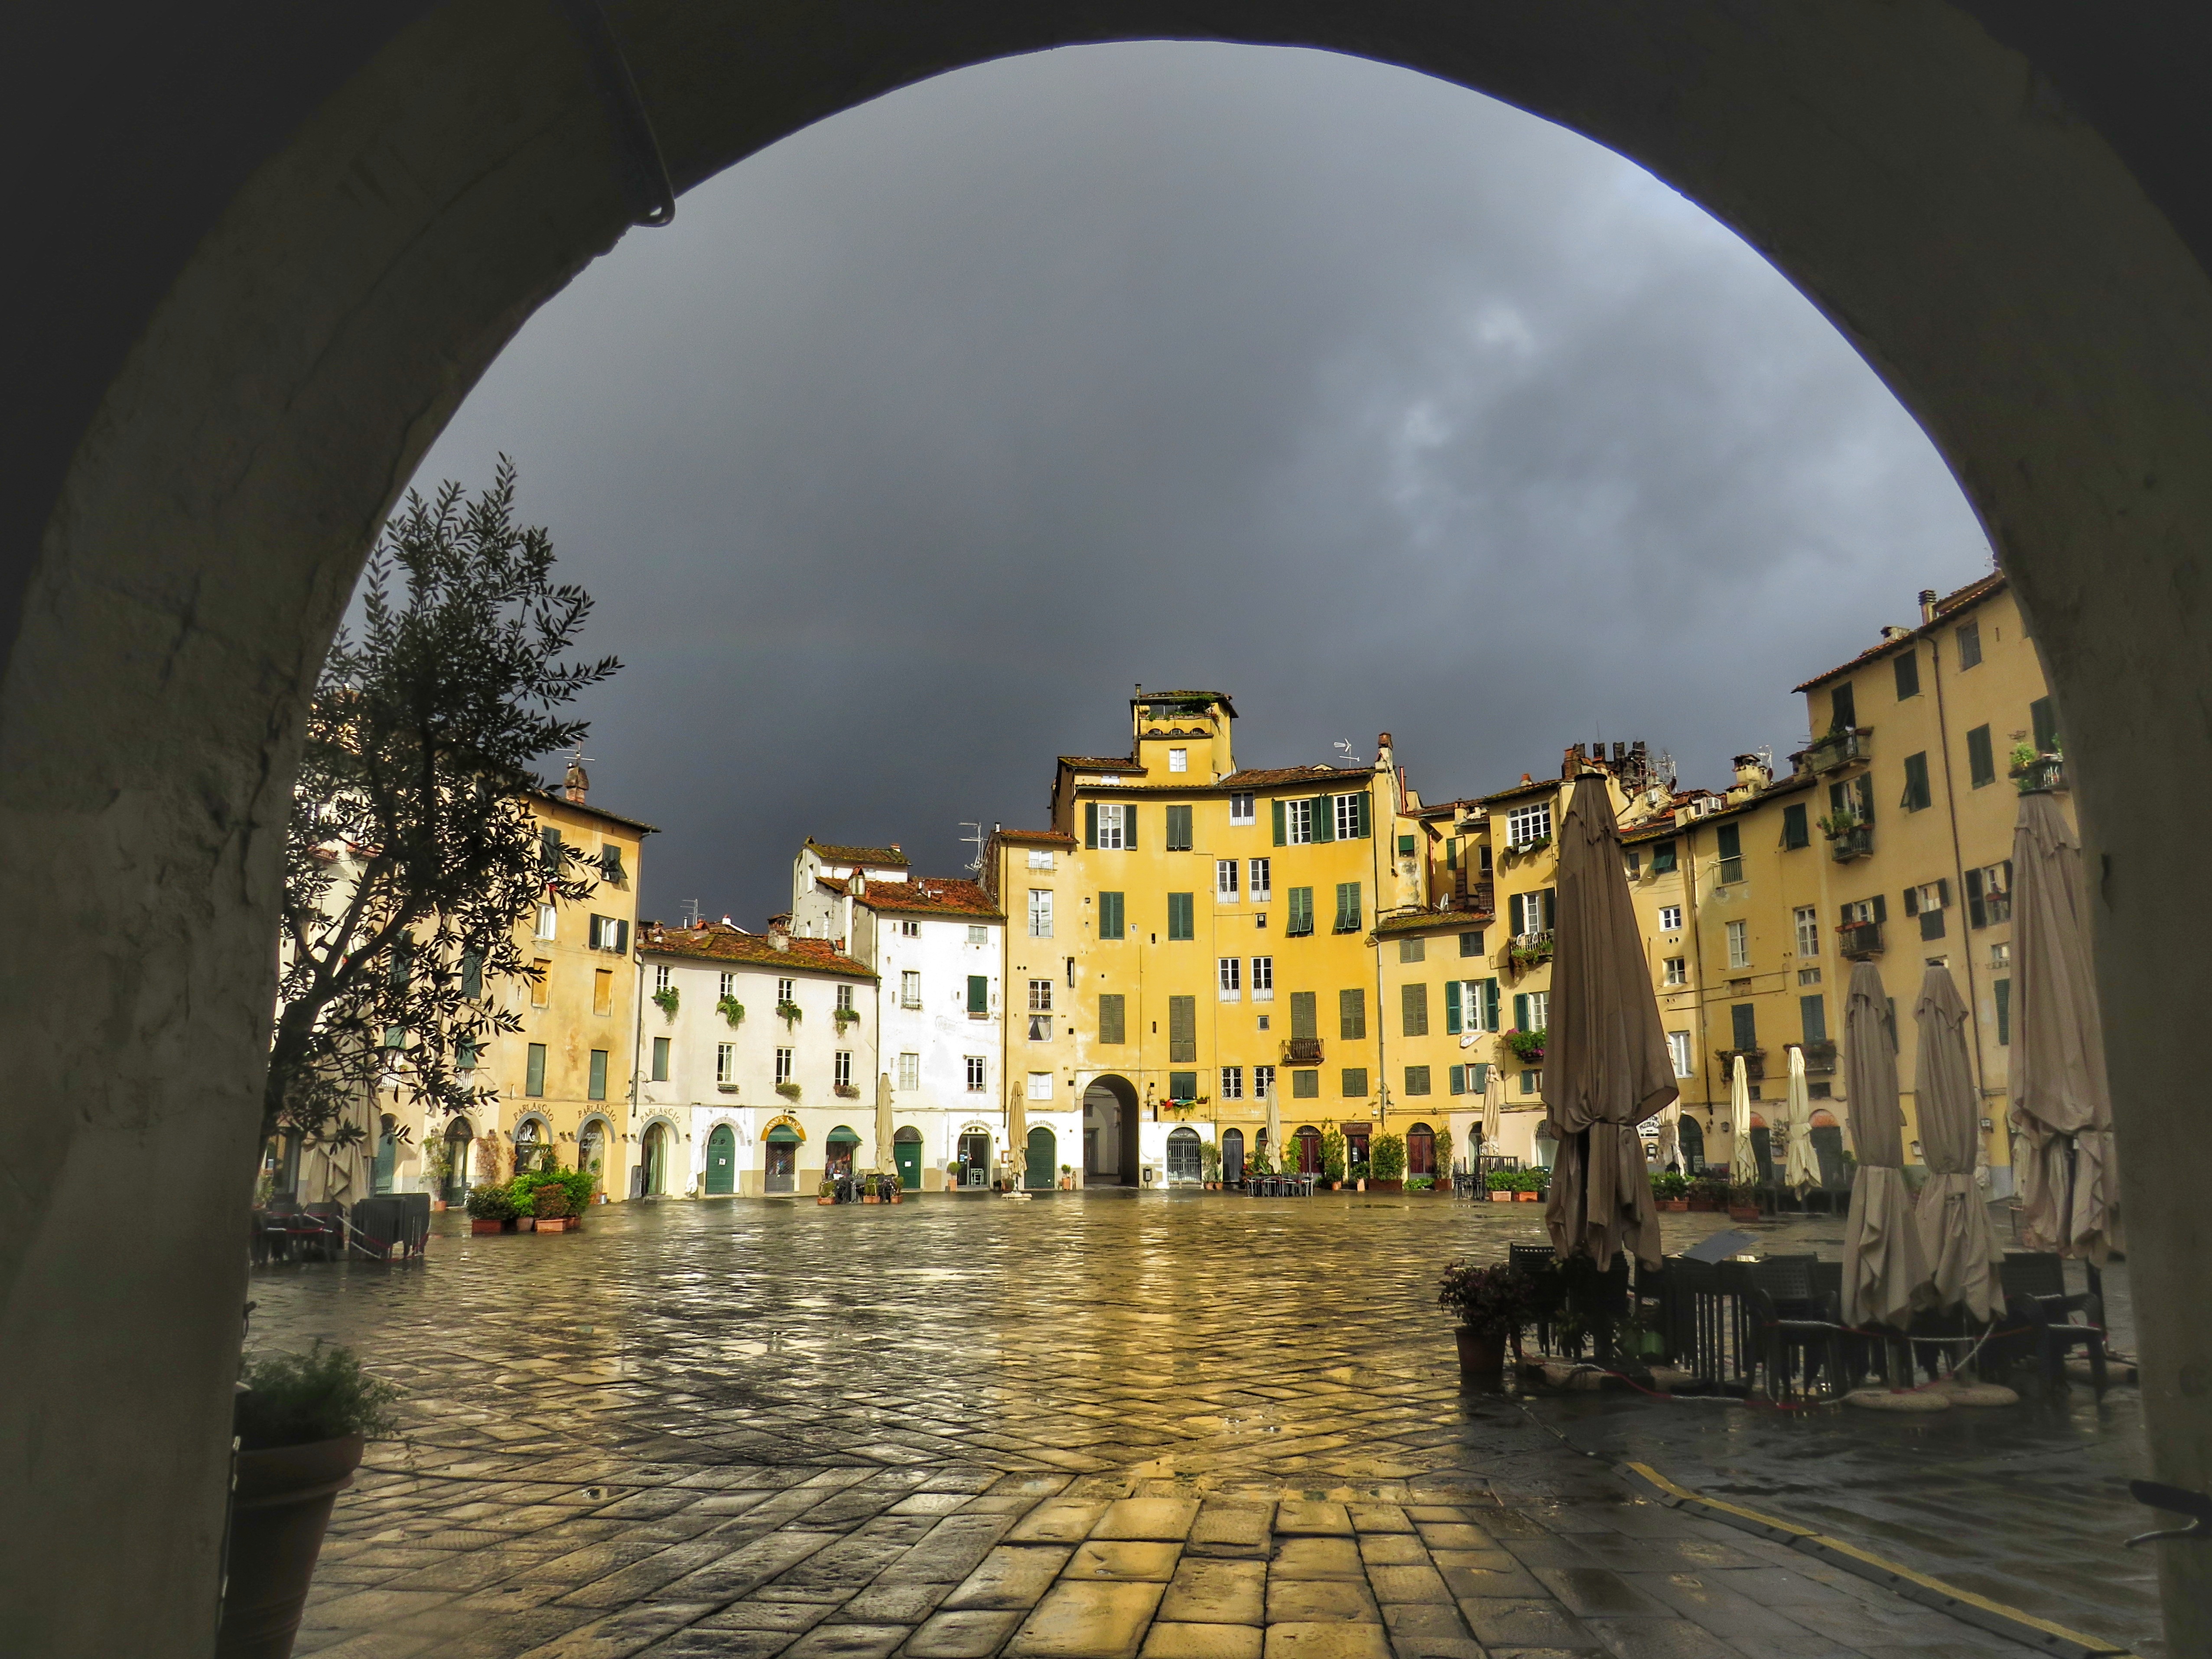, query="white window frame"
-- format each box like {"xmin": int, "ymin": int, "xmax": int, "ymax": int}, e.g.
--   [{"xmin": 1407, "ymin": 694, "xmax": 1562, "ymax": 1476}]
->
[
  {"xmin": 1251, "ymin": 956, "xmax": 1274, "ymax": 1001},
  {"xmin": 1844, "ymin": 898, "xmax": 1877, "ymax": 925},
  {"xmin": 1028, "ymin": 889, "xmax": 1053, "ymax": 938},
  {"xmin": 536, "ymin": 903, "xmax": 558, "ymax": 940},
  {"xmin": 1658, "ymin": 905, "xmax": 1682, "ymax": 933},
  {"xmin": 1220, "ymin": 1066, "xmax": 1244, "ymax": 1100},
  {"xmin": 1028, "ymin": 978, "xmax": 1054, "ymax": 1013},
  {"xmin": 1458, "ymin": 979, "xmax": 1492, "ymax": 1032},
  {"xmin": 965, "ymin": 1056, "xmax": 987, "ymax": 1093},
  {"xmin": 716, "ymin": 1043, "xmax": 735, "ymax": 1084},
  {"xmin": 901, "ymin": 970, "xmax": 922, "ymax": 1009},
  {"xmin": 898, "ymin": 1051, "xmax": 920, "ymax": 1091},
  {"xmin": 1525, "ymin": 990, "xmax": 1550, "ymax": 1029},
  {"xmin": 1662, "ymin": 956, "xmax": 1687, "ymax": 987},
  {"xmin": 1285, "ymin": 799, "xmax": 1313, "ymax": 845},
  {"xmin": 1254, "ymin": 1064, "xmax": 1275, "ymax": 1099},
  {"xmin": 1218, "ymin": 956, "xmax": 1241, "ymax": 1000},
  {"xmin": 777, "ymin": 976, "xmax": 796, "ymax": 1005},
  {"xmin": 900, "ymin": 920, "xmax": 921, "ymax": 938},
  {"xmin": 1229, "ymin": 793, "xmax": 1255, "ymax": 824},
  {"xmin": 1097, "ymin": 802, "xmax": 1127, "ymax": 850},
  {"xmin": 1216, "ymin": 859, "xmax": 1239, "ymax": 901},
  {"xmin": 1248, "ymin": 857, "xmax": 1272, "ymax": 901},
  {"xmin": 1027, "ymin": 849, "xmax": 1055, "ymax": 870},
  {"xmin": 774, "ymin": 1047, "xmax": 793, "ymax": 1086},
  {"xmin": 1506, "ymin": 802, "xmax": 1552, "ymax": 846},
  {"xmin": 1334, "ymin": 794, "xmax": 1361, "ymax": 839},
  {"xmin": 1026, "ymin": 1071, "xmax": 1054, "ymax": 1101},
  {"xmin": 653, "ymin": 963, "xmax": 672, "ymax": 993},
  {"xmin": 719, "ymin": 970, "xmax": 737, "ymax": 999},
  {"xmin": 1726, "ymin": 920, "xmax": 1750, "ymax": 970},
  {"xmin": 1793, "ymin": 906, "xmax": 1820, "ymax": 957},
  {"xmin": 968, "ymin": 924, "xmax": 990, "ymax": 946},
  {"xmin": 1667, "ymin": 1031, "xmax": 1693, "ymax": 1078},
  {"xmin": 1913, "ymin": 881, "xmax": 1947, "ymax": 914},
  {"xmin": 834, "ymin": 1050, "xmax": 852, "ymax": 1090},
  {"xmin": 1168, "ymin": 747, "xmax": 1188, "ymax": 773},
  {"xmin": 836, "ymin": 982, "xmax": 854, "ymax": 1013}
]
